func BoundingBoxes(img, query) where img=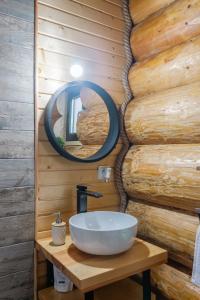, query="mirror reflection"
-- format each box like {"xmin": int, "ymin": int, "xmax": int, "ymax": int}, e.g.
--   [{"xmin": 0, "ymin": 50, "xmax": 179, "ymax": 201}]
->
[{"xmin": 51, "ymin": 86, "xmax": 109, "ymax": 159}]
